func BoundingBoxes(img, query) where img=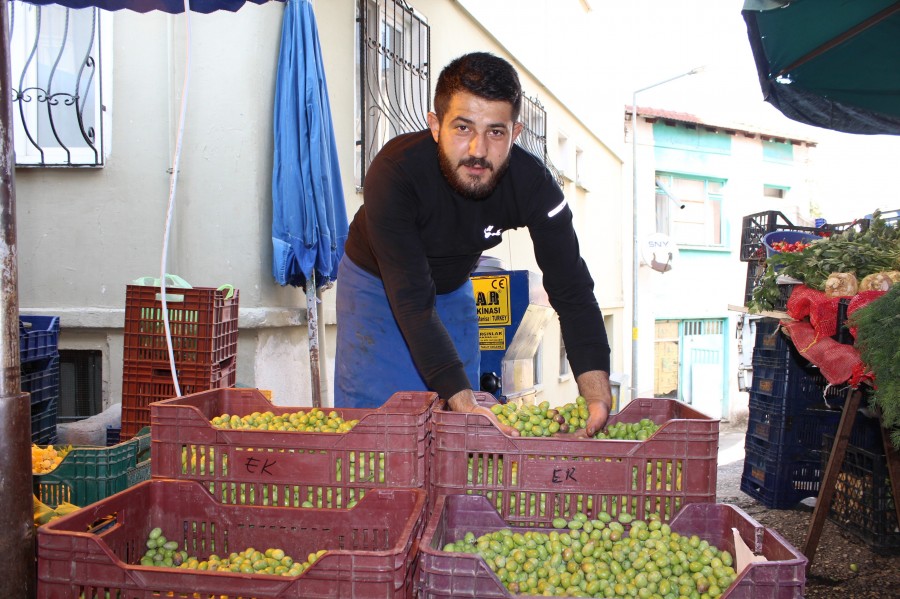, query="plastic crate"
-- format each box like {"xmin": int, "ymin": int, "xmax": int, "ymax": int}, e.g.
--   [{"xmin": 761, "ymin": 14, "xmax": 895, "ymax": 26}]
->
[
  {"xmin": 740, "ymin": 443, "xmax": 822, "ymax": 509},
  {"xmin": 19, "ymin": 315, "xmax": 60, "ymax": 364},
  {"xmin": 37, "ymin": 480, "xmax": 426, "ymax": 599},
  {"xmin": 24, "ymin": 357, "xmax": 60, "ymax": 444},
  {"xmin": 123, "ymin": 284, "xmax": 239, "ymax": 367},
  {"xmin": 150, "ymin": 388, "xmax": 439, "ymax": 507},
  {"xmin": 752, "ymin": 318, "xmax": 792, "ymax": 355},
  {"xmin": 740, "ymin": 210, "xmax": 830, "ymax": 262},
  {"xmin": 105, "ymin": 426, "xmax": 121, "ymax": 447},
  {"xmin": 33, "ymin": 428, "xmax": 152, "ymax": 509},
  {"xmin": 743, "ymin": 260, "xmax": 795, "ymax": 311},
  {"xmin": 31, "ymin": 397, "xmax": 58, "ymax": 445},
  {"xmin": 750, "ymin": 350, "xmax": 846, "ymax": 410},
  {"xmin": 823, "ymin": 435, "xmax": 900, "ymax": 552},
  {"xmin": 429, "ymin": 395, "xmax": 719, "ymax": 526},
  {"xmin": 22, "ymin": 356, "xmax": 60, "ymax": 408},
  {"xmin": 416, "ymin": 494, "xmax": 807, "ymax": 599},
  {"xmin": 746, "ymin": 395, "xmax": 841, "ymax": 456},
  {"xmin": 120, "ymin": 356, "xmax": 237, "ymax": 441}
]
